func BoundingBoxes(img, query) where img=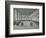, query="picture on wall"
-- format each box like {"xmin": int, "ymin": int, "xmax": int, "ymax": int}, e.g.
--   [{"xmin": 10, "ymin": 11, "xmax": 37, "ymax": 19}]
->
[{"xmin": 5, "ymin": 1, "xmax": 45, "ymax": 37}]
